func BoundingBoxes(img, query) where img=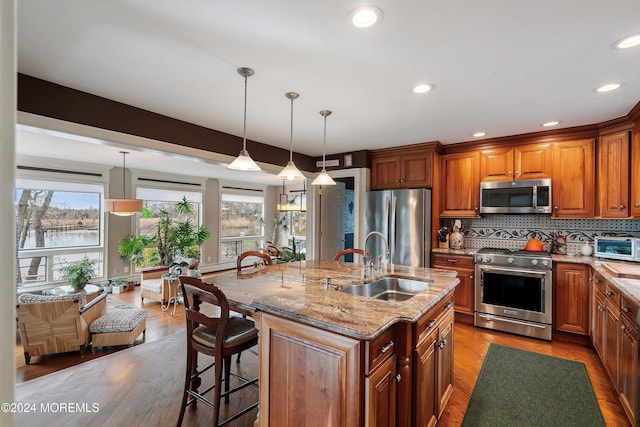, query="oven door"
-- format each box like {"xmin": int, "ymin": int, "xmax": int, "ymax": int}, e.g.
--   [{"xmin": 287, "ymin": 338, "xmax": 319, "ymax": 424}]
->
[{"xmin": 475, "ymin": 264, "xmax": 552, "ymax": 325}]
